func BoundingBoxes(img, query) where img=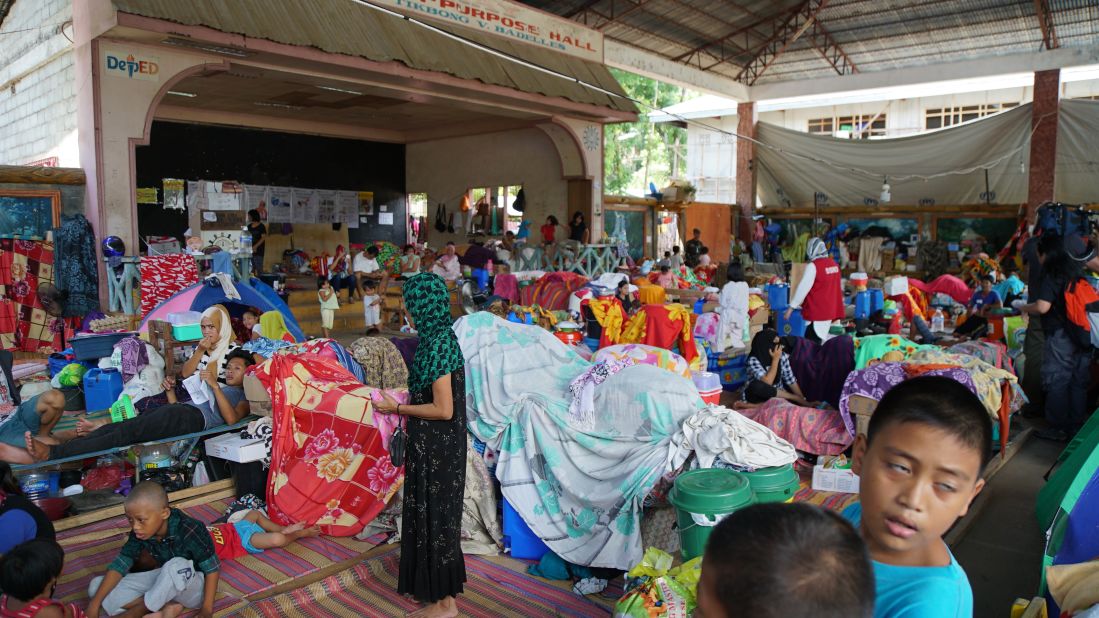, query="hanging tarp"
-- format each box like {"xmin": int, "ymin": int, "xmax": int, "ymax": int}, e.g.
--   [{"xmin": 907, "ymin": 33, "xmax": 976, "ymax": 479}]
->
[
  {"xmin": 1055, "ymin": 99, "xmax": 1099, "ymax": 205},
  {"xmin": 756, "ymin": 104, "xmax": 1033, "ymax": 207}
]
